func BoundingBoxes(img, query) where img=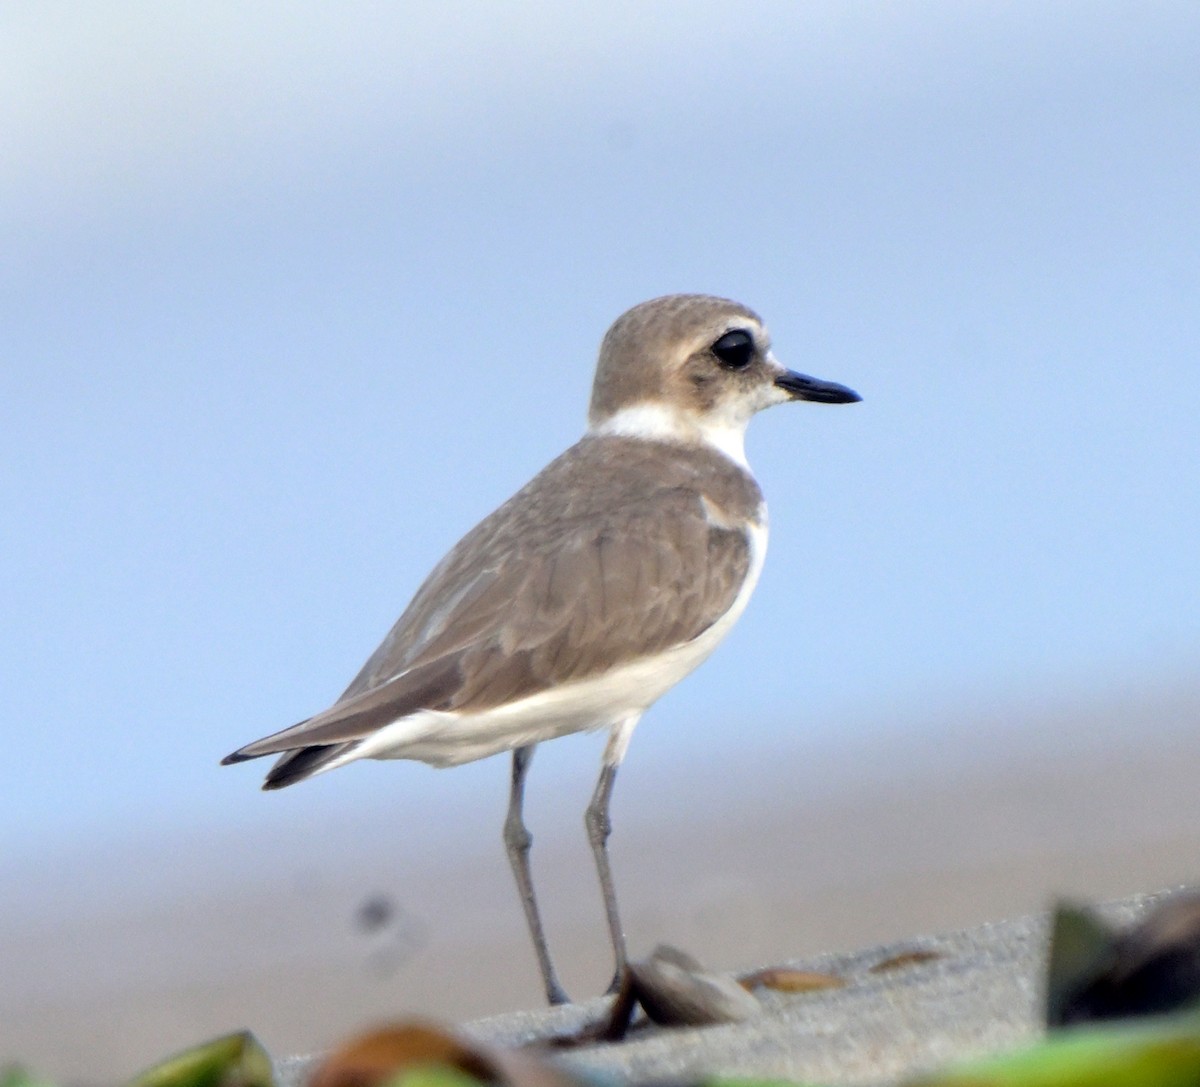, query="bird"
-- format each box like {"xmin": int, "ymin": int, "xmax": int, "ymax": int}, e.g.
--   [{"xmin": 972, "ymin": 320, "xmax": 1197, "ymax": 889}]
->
[{"xmin": 222, "ymin": 294, "xmax": 860, "ymax": 1004}]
